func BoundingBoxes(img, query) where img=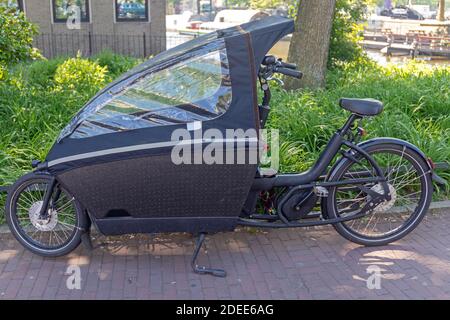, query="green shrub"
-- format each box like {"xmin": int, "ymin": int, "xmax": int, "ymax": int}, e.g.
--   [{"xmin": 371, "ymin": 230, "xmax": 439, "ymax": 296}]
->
[
  {"xmin": 0, "ymin": 64, "xmax": 6, "ymax": 81},
  {"xmin": 25, "ymin": 57, "xmax": 66, "ymax": 87},
  {"xmin": 91, "ymin": 50, "xmax": 140, "ymax": 80},
  {"xmin": 329, "ymin": 0, "xmax": 368, "ymax": 67},
  {"xmin": 54, "ymin": 54, "xmax": 107, "ymax": 93},
  {"xmin": 0, "ymin": 7, "xmax": 40, "ymax": 66}
]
